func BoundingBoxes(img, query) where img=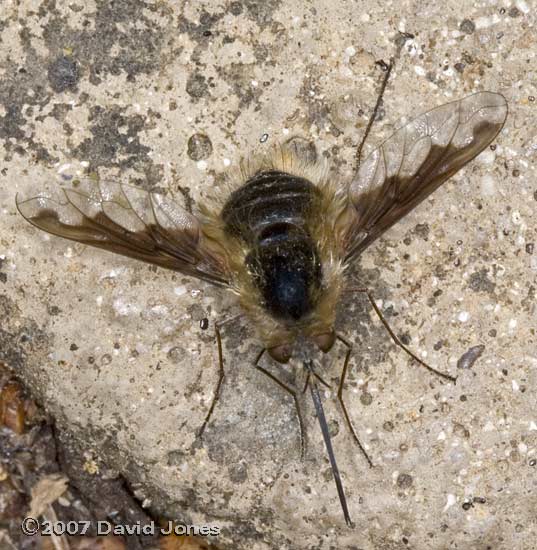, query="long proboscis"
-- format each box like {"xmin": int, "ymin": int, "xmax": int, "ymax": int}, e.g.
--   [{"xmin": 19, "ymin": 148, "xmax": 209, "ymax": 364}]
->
[{"xmin": 304, "ymin": 360, "xmax": 353, "ymax": 527}]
